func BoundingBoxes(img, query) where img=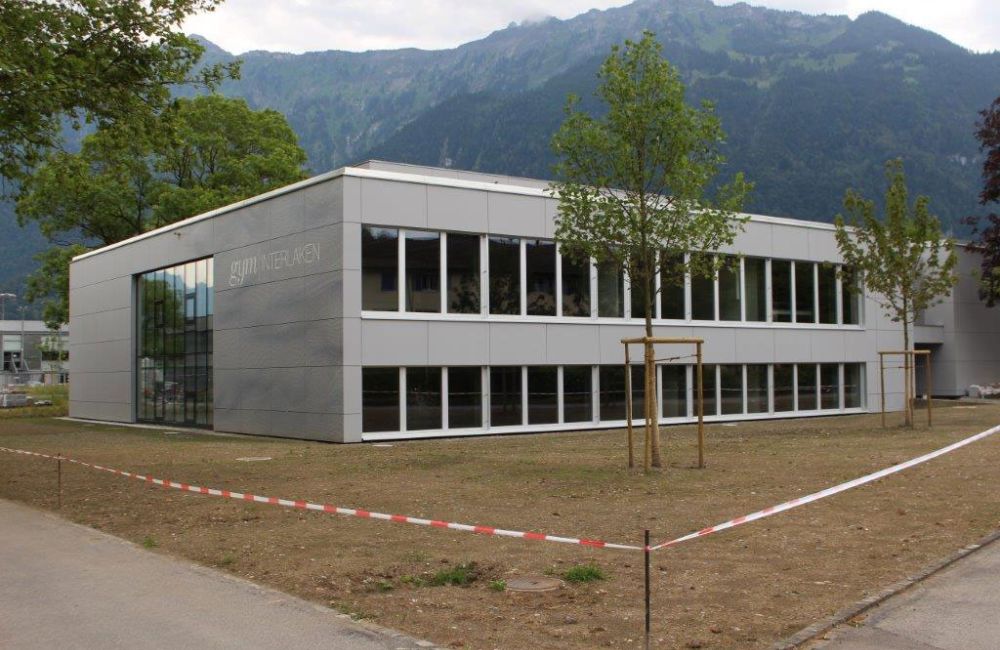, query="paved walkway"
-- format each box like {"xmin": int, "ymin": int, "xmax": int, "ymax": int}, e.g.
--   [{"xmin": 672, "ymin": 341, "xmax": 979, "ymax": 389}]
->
[
  {"xmin": 814, "ymin": 536, "xmax": 1000, "ymax": 649},
  {"xmin": 0, "ymin": 499, "xmax": 432, "ymax": 649}
]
